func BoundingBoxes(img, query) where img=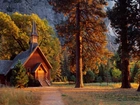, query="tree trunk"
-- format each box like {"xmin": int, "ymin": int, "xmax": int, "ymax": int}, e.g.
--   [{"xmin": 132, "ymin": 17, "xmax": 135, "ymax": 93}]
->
[
  {"xmin": 120, "ymin": 0, "xmax": 131, "ymax": 88},
  {"xmin": 75, "ymin": 2, "xmax": 84, "ymax": 88},
  {"xmin": 121, "ymin": 58, "xmax": 131, "ymax": 88},
  {"xmin": 120, "ymin": 27, "xmax": 131, "ymax": 88},
  {"xmin": 137, "ymin": 84, "xmax": 140, "ymax": 92}
]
